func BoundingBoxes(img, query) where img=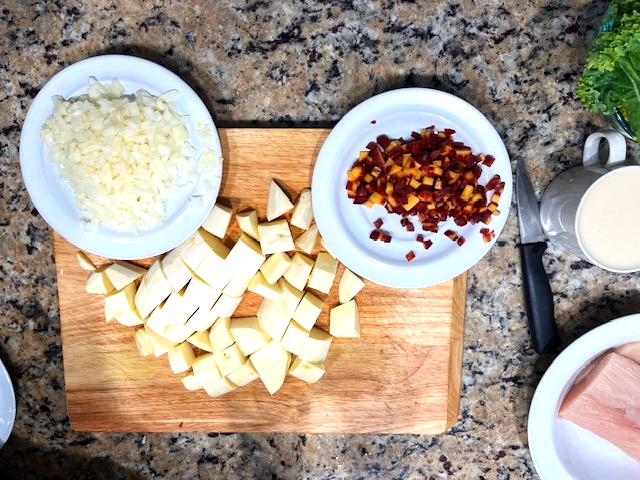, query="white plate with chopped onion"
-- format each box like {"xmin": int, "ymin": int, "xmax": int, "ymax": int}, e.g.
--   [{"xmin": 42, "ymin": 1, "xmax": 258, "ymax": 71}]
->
[
  {"xmin": 20, "ymin": 54, "xmax": 222, "ymax": 259},
  {"xmin": 312, "ymin": 88, "xmax": 512, "ymax": 288}
]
